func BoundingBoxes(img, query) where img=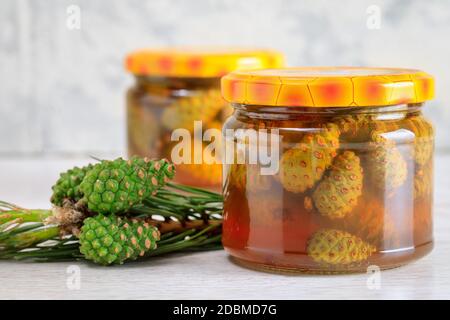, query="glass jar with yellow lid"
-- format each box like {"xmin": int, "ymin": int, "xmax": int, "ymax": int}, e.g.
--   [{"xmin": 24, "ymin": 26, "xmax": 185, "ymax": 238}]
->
[
  {"xmin": 125, "ymin": 48, "xmax": 284, "ymax": 189},
  {"xmin": 221, "ymin": 67, "xmax": 434, "ymax": 273}
]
